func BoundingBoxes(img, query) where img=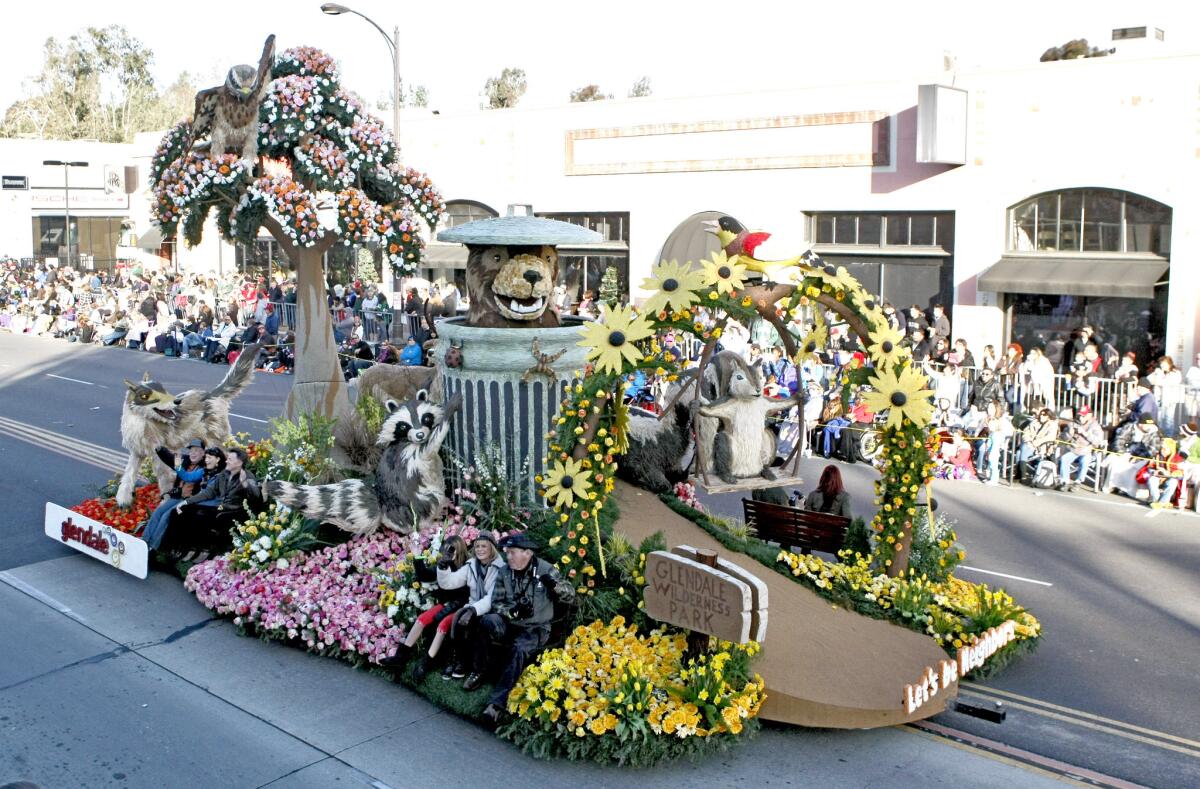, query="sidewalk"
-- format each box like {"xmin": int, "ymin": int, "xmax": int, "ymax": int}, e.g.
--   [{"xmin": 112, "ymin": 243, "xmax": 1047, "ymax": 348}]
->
[{"xmin": 1, "ymin": 554, "xmax": 1071, "ymax": 788}]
